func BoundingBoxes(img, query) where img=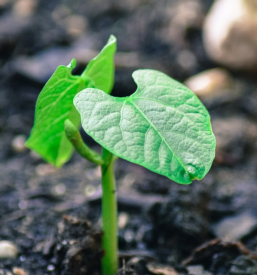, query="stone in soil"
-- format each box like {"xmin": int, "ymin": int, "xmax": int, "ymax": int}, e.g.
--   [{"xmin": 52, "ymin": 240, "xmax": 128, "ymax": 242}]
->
[
  {"xmin": 187, "ymin": 265, "xmax": 212, "ymax": 275},
  {"xmin": 11, "ymin": 135, "xmax": 27, "ymax": 153},
  {"xmin": 0, "ymin": 240, "xmax": 19, "ymax": 259},
  {"xmin": 203, "ymin": 0, "xmax": 257, "ymax": 72},
  {"xmin": 184, "ymin": 68, "xmax": 234, "ymax": 103},
  {"xmin": 212, "ymin": 211, "xmax": 257, "ymax": 241}
]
